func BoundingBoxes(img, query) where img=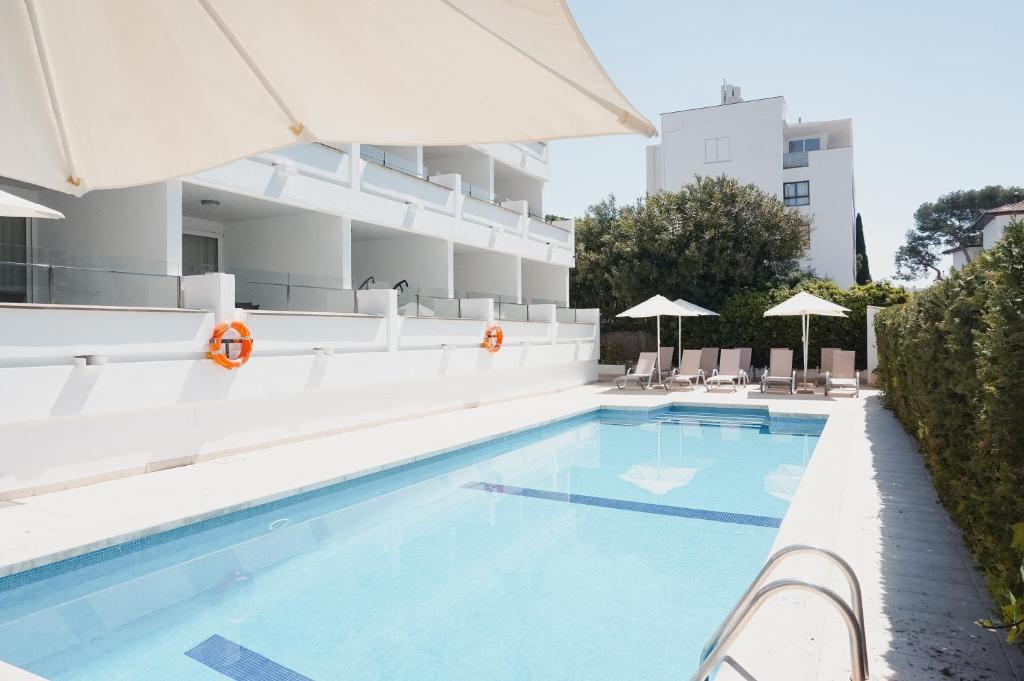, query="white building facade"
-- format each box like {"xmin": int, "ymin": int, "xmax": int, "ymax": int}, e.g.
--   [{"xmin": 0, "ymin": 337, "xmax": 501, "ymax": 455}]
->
[
  {"xmin": 1, "ymin": 141, "xmax": 574, "ymax": 311},
  {"xmin": 0, "ymin": 143, "xmax": 598, "ymax": 500},
  {"xmin": 646, "ymin": 85, "xmax": 857, "ymax": 287}
]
